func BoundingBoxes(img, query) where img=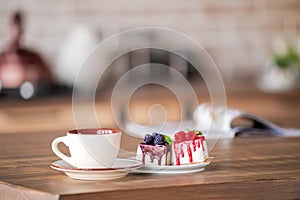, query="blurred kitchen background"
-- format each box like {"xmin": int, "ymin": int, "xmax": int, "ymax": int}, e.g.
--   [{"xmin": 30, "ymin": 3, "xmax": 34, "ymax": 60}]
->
[{"xmin": 0, "ymin": 0, "xmax": 299, "ymax": 134}]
